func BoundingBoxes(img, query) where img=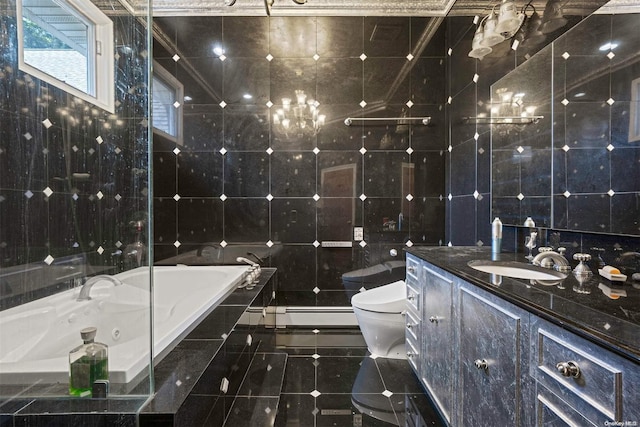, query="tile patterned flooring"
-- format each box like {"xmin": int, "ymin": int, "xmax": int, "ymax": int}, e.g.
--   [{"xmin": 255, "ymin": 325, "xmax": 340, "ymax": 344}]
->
[{"xmin": 221, "ymin": 328, "xmax": 445, "ymax": 426}]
